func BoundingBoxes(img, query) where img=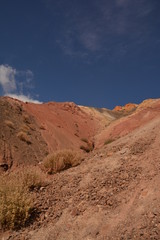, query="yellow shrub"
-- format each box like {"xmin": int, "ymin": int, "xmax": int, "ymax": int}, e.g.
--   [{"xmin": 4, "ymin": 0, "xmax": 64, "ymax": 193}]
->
[
  {"xmin": 0, "ymin": 166, "xmax": 46, "ymax": 230},
  {"xmin": 21, "ymin": 167, "xmax": 46, "ymax": 190},
  {"xmin": 43, "ymin": 149, "xmax": 83, "ymax": 174},
  {"xmin": 80, "ymin": 141, "xmax": 94, "ymax": 153},
  {"xmin": 0, "ymin": 175, "xmax": 33, "ymax": 230},
  {"xmin": 17, "ymin": 131, "xmax": 31, "ymax": 144},
  {"xmin": 4, "ymin": 120, "xmax": 14, "ymax": 129},
  {"xmin": 104, "ymin": 138, "xmax": 114, "ymax": 145}
]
